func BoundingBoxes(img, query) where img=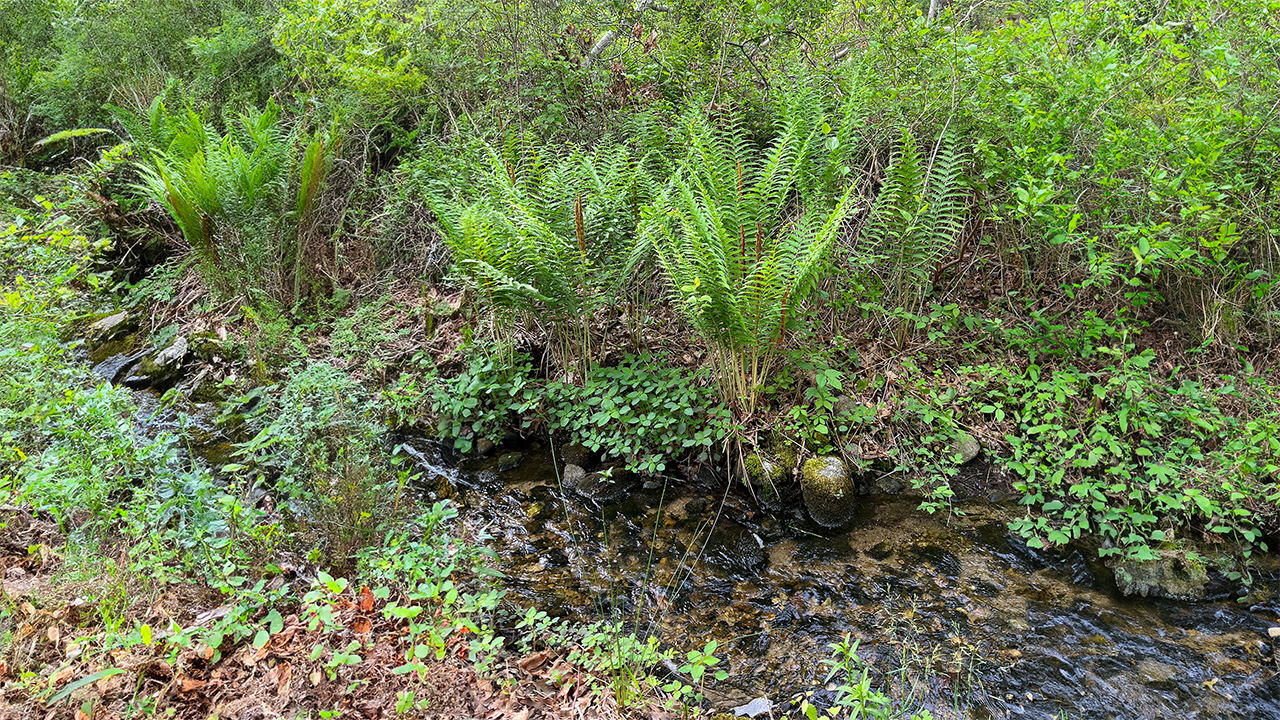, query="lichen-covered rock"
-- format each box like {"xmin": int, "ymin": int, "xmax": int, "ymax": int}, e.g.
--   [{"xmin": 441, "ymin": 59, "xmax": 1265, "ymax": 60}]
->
[
  {"xmin": 950, "ymin": 432, "xmax": 981, "ymax": 464},
  {"xmin": 86, "ymin": 311, "xmax": 134, "ymax": 343},
  {"xmin": 801, "ymin": 456, "xmax": 856, "ymax": 527},
  {"xmin": 561, "ymin": 464, "xmax": 587, "ymax": 490},
  {"xmin": 832, "ymin": 394, "xmax": 859, "ymax": 417},
  {"xmin": 1108, "ymin": 550, "xmax": 1209, "ymax": 601}
]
